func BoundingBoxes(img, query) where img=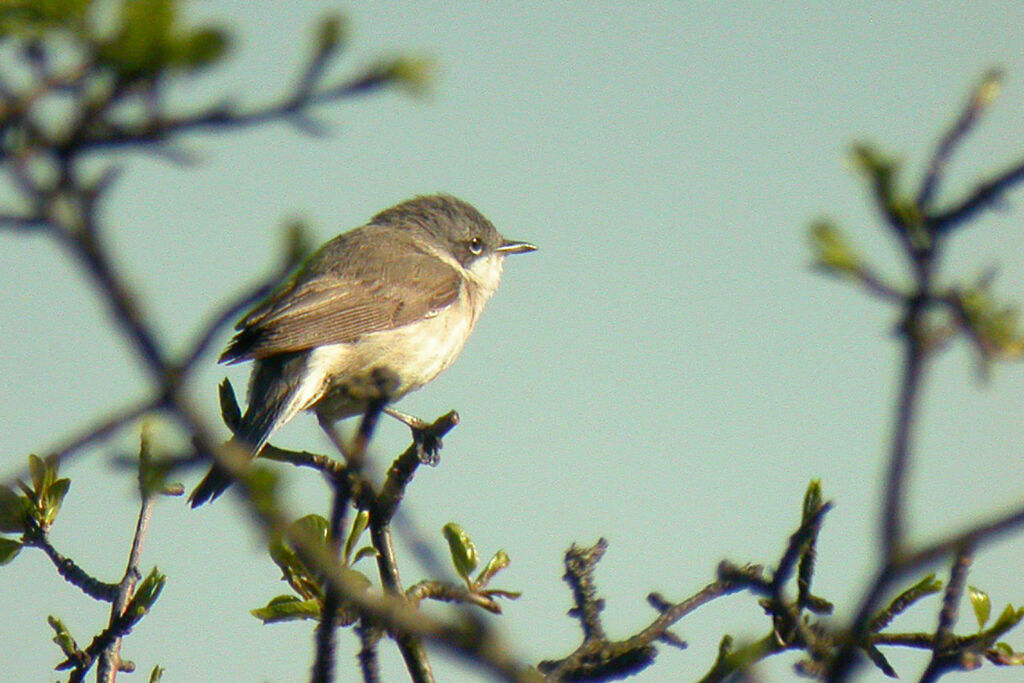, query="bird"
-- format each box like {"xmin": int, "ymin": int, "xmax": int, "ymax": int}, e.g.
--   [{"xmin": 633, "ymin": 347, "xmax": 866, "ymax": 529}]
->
[{"xmin": 189, "ymin": 194, "xmax": 536, "ymax": 506}]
